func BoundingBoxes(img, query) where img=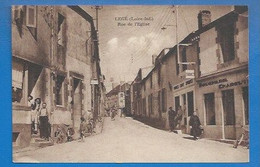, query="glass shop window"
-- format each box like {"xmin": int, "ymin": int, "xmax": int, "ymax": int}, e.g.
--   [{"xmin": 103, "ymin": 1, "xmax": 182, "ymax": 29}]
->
[
  {"xmin": 222, "ymin": 89, "xmax": 235, "ymax": 125},
  {"xmin": 56, "ymin": 75, "xmax": 65, "ymax": 106},
  {"xmin": 204, "ymin": 93, "xmax": 216, "ymax": 125}
]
